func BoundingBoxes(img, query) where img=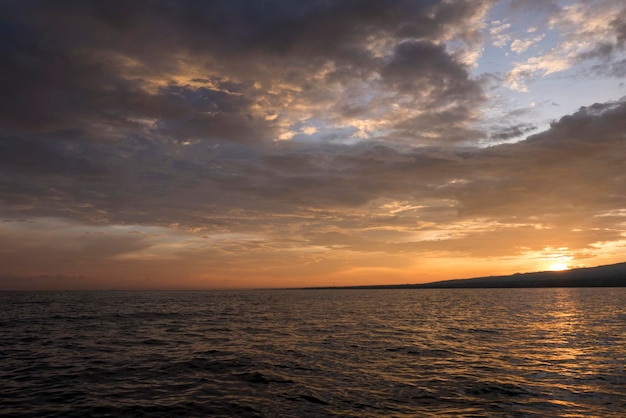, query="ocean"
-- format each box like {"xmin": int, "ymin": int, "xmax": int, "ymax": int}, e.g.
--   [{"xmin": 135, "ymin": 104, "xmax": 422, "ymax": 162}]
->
[{"xmin": 1, "ymin": 288, "xmax": 625, "ymax": 417}]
